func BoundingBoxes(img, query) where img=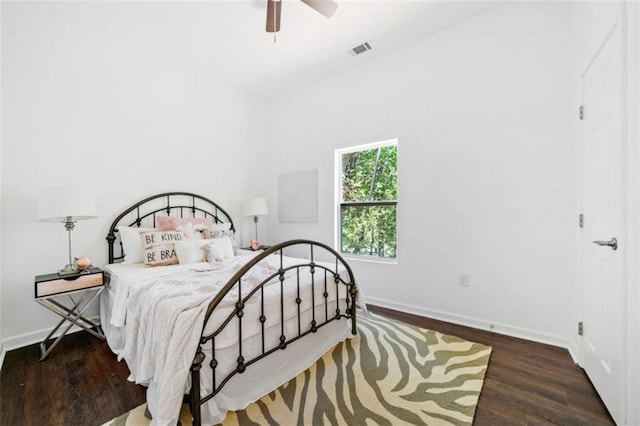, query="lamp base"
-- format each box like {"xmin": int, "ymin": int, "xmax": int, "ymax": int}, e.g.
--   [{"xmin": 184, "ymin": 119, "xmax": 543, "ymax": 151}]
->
[{"xmin": 58, "ymin": 264, "xmax": 79, "ymax": 276}]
